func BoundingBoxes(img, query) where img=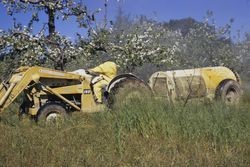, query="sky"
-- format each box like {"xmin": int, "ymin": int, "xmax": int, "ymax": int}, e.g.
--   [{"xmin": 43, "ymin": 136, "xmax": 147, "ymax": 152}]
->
[{"xmin": 0, "ymin": 0, "xmax": 250, "ymax": 41}]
